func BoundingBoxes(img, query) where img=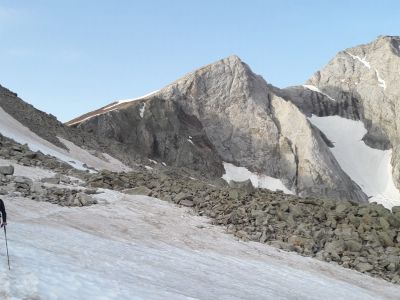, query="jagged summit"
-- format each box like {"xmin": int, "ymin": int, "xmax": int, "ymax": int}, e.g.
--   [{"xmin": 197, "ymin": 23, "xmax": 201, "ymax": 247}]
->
[{"xmin": 66, "ymin": 54, "xmax": 257, "ymax": 127}]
